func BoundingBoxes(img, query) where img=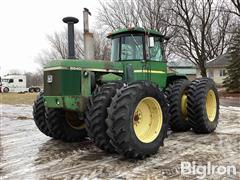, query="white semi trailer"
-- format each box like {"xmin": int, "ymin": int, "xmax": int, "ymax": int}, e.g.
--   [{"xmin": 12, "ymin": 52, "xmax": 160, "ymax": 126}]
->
[{"xmin": 0, "ymin": 74, "xmax": 40, "ymax": 93}]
